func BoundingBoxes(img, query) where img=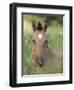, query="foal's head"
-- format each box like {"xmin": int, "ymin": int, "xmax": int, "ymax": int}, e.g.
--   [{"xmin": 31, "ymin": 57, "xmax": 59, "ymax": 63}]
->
[{"xmin": 32, "ymin": 22, "xmax": 48, "ymax": 67}]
